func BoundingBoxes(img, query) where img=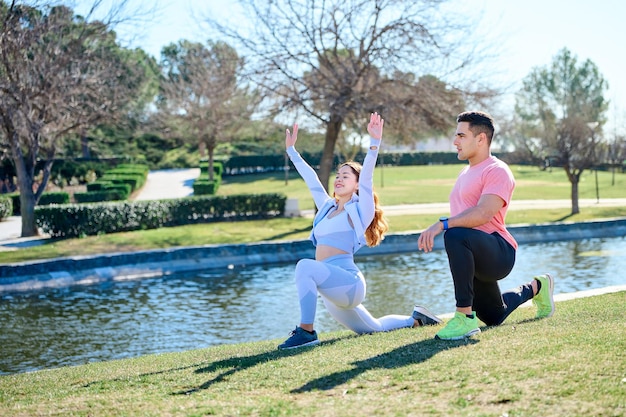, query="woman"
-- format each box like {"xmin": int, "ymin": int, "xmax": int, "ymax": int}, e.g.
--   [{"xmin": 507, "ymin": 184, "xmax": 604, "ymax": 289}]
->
[{"xmin": 279, "ymin": 112, "xmax": 441, "ymax": 349}]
